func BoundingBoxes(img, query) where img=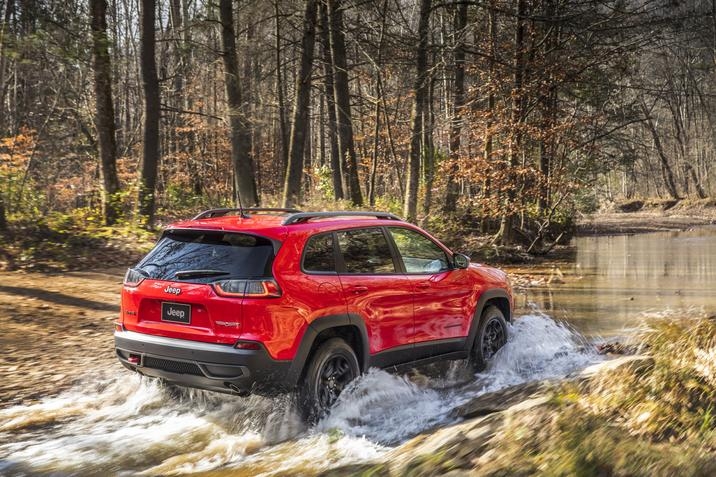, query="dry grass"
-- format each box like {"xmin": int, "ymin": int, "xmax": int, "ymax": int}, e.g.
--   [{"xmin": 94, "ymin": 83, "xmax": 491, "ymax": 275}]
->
[{"xmin": 480, "ymin": 315, "xmax": 716, "ymax": 476}]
